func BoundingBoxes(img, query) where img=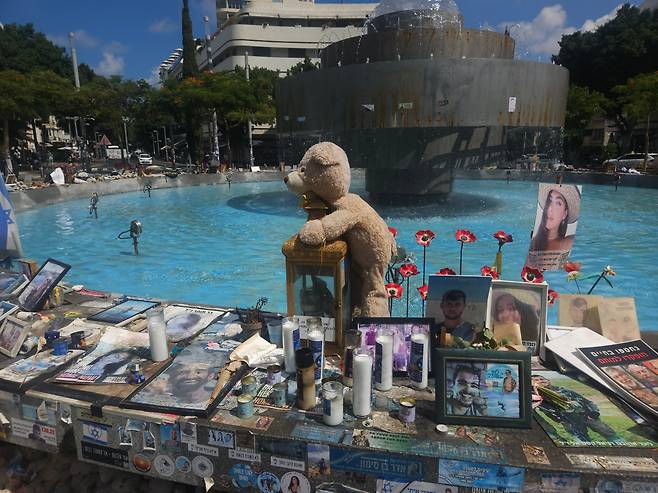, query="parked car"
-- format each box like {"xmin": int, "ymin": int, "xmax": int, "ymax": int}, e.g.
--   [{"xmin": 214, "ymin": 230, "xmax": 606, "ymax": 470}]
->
[
  {"xmin": 604, "ymin": 153, "xmax": 656, "ymax": 171},
  {"xmin": 138, "ymin": 153, "xmax": 153, "ymax": 165}
]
